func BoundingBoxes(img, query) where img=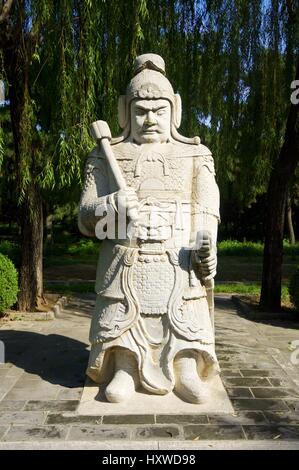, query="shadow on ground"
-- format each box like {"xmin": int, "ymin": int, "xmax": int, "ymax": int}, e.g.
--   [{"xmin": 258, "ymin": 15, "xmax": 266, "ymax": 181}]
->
[{"xmin": 0, "ymin": 330, "xmax": 89, "ymax": 387}]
